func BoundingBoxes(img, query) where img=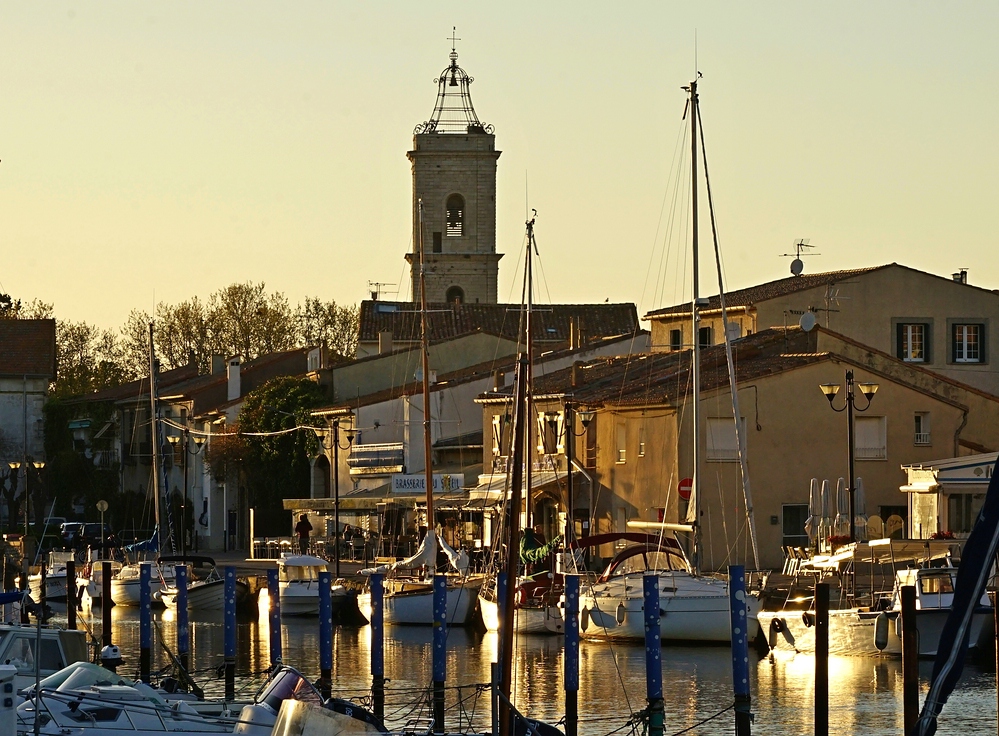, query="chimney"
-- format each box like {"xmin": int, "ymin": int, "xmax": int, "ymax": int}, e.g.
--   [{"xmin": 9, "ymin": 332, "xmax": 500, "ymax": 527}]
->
[
  {"xmin": 571, "ymin": 360, "xmax": 585, "ymax": 388},
  {"xmin": 211, "ymin": 355, "xmax": 226, "ymax": 375},
  {"xmin": 227, "ymin": 357, "xmax": 241, "ymax": 401},
  {"xmin": 492, "ymin": 369, "xmax": 505, "ymax": 391},
  {"xmin": 378, "ymin": 331, "xmax": 393, "ymax": 355},
  {"xmin": 952, "ymin": 269, "xmax": 968, "ymax": 284},
  {"xmin": 569, "ymin": 317, "xmax": 579, "ymax": 350}
]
